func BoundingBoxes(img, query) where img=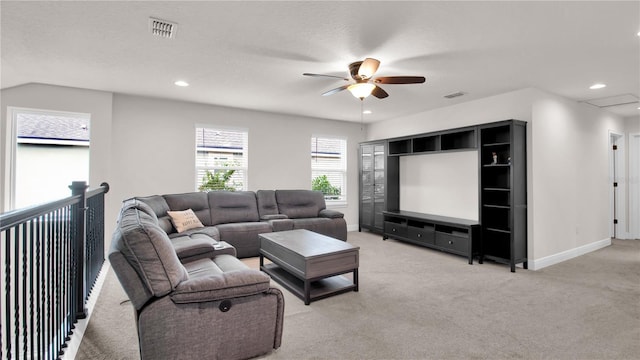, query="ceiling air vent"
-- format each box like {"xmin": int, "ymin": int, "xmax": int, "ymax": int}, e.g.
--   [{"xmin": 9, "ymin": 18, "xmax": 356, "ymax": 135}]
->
[
  {"xmin": 149, "ymin": 17, "xmax": 177, "ymax": 39},
  {"xmin": 444, "ymin": 91, "xmax": 466, "ymax": 99}
]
